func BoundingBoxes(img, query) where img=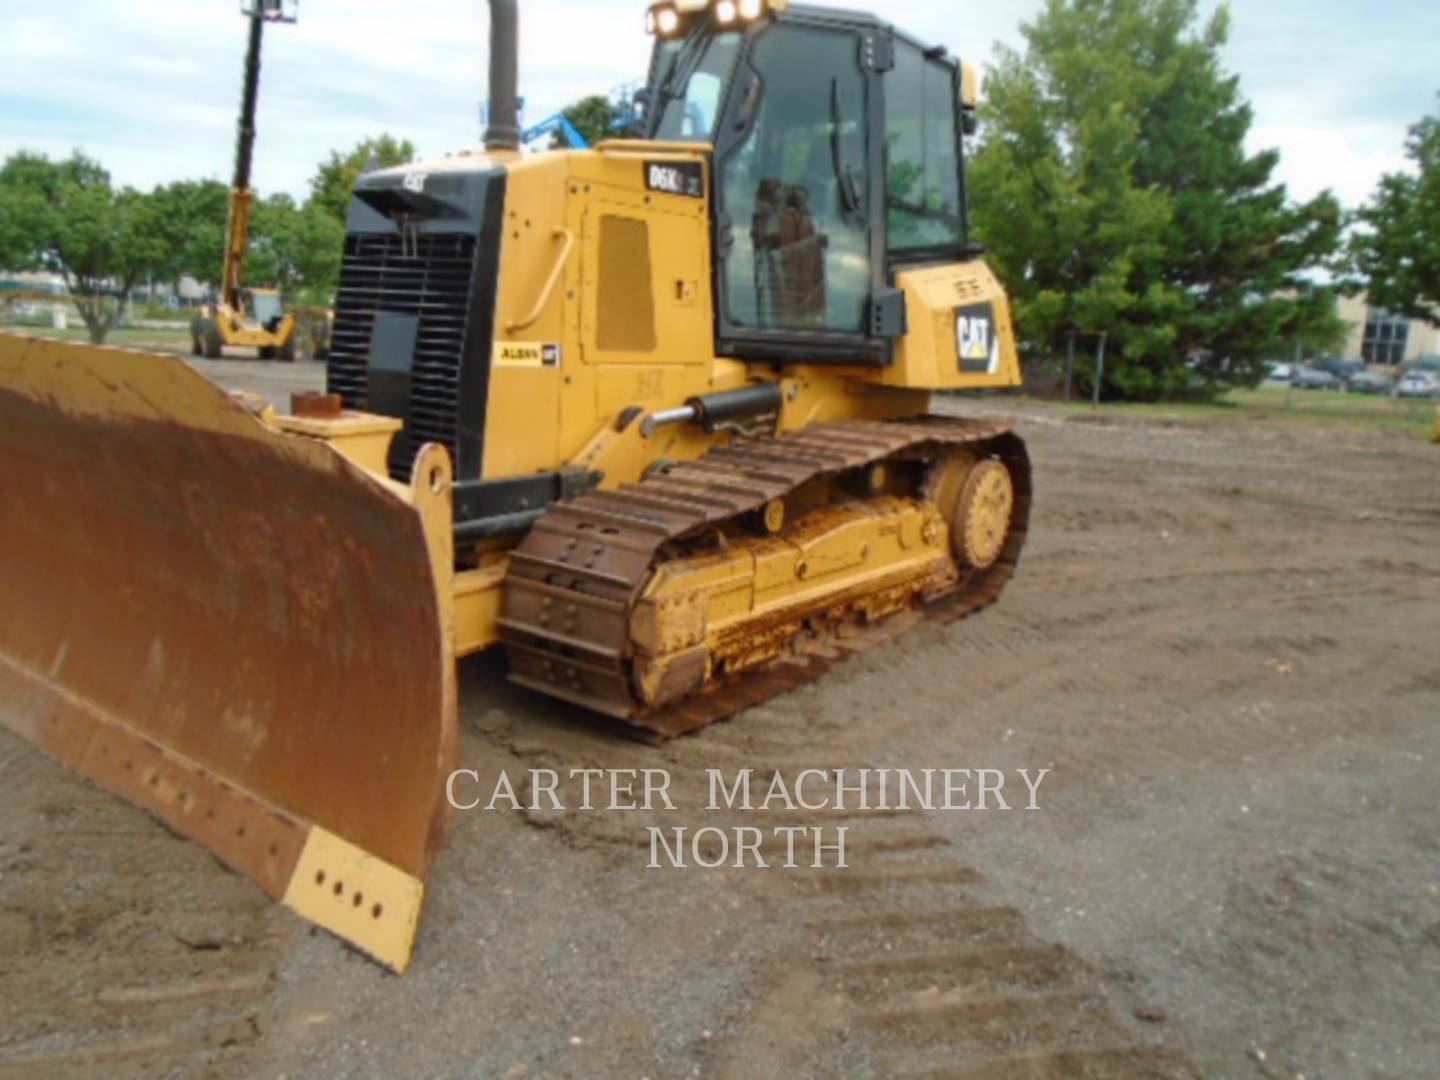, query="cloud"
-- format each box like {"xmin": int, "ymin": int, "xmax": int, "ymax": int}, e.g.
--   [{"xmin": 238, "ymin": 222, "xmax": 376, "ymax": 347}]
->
[{"xmin": 1, "ymin": 0, "xmax": 1433, "ymax": 211}]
